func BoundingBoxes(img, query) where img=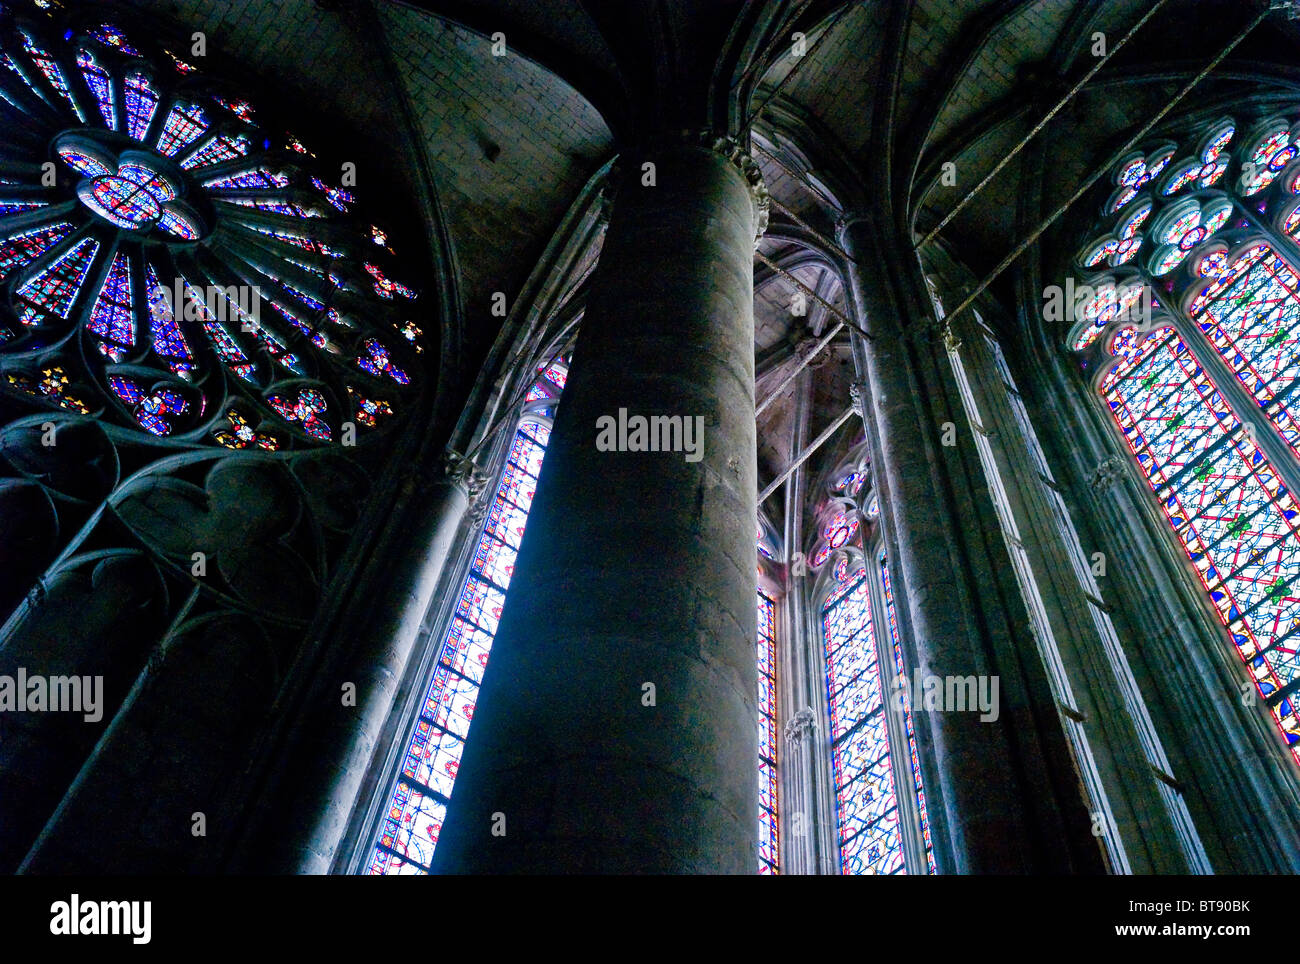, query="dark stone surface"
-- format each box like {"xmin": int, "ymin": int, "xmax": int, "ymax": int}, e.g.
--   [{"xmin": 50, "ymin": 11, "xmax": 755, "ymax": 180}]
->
[{"xmin": 434, "ymin": 143, "xmax": 760, "ymax": 873}]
